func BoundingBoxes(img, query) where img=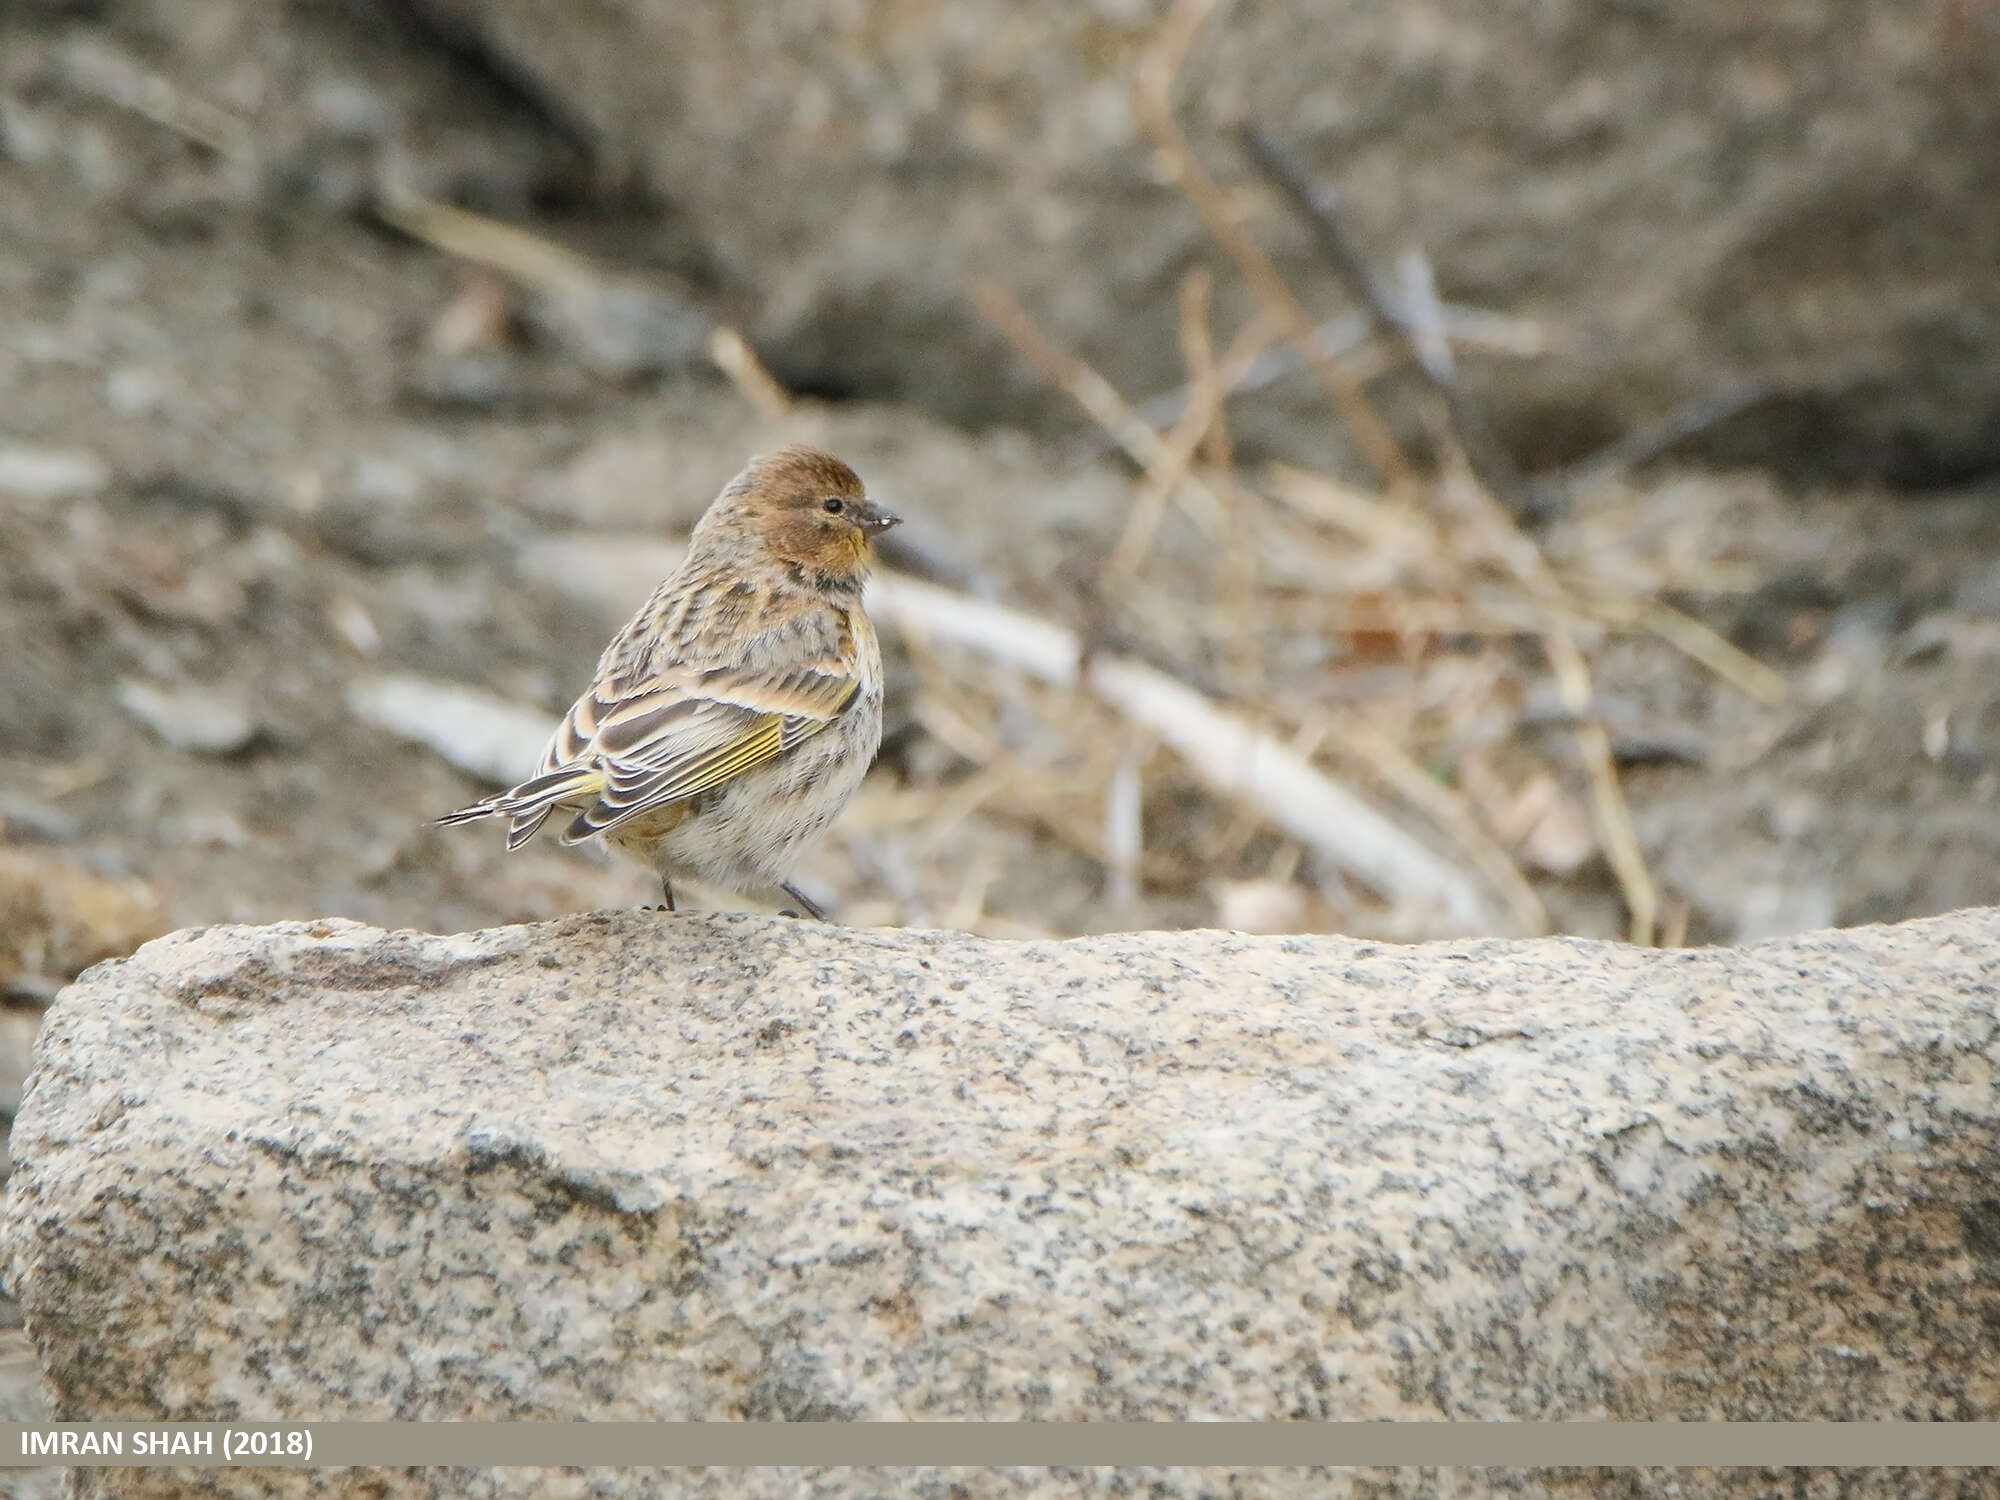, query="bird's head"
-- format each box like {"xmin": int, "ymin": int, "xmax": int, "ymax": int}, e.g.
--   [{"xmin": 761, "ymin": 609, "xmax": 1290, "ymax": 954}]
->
[{"xmin": 702, "ymin": 444, "xmax": 901, "ymax": 587}]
